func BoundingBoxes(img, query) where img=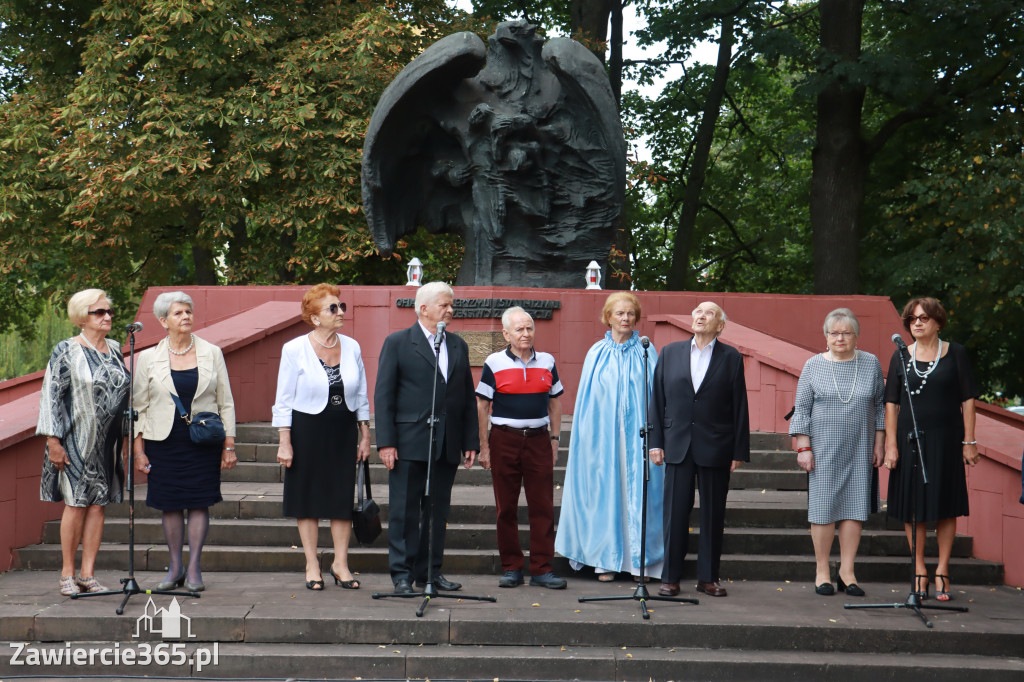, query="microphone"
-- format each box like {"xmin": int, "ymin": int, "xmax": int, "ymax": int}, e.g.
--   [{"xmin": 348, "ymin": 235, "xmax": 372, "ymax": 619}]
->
[
  {"xmin": 434, "ymin": 321, "xmax": 446, "ymax": 350},
  {"xmin": 125, "ymin": 321, "xmax": 144, "ymax": 334},
  {"xmin": 640, "ymin": 336, "xmax": 651, "ymax": 348},
  {"xmin": 891, "ymin": 333, "xmax": 907, "ymax": 351}
]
